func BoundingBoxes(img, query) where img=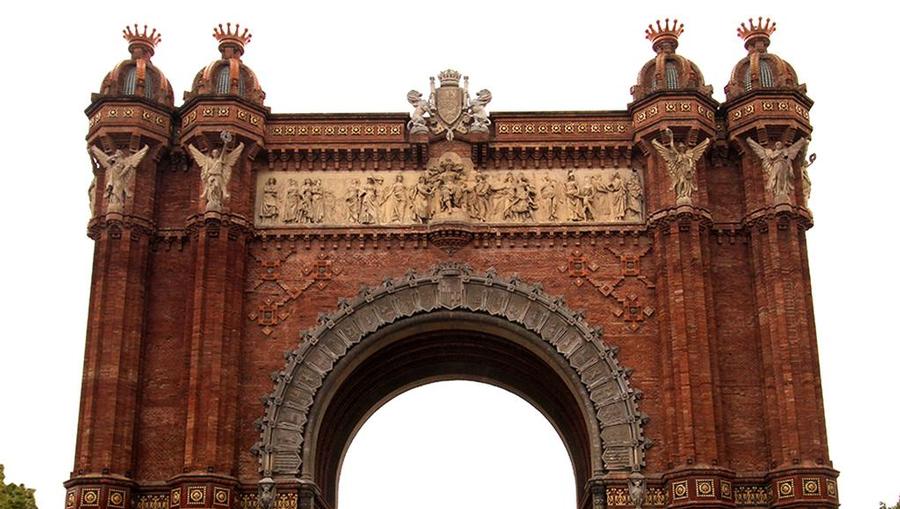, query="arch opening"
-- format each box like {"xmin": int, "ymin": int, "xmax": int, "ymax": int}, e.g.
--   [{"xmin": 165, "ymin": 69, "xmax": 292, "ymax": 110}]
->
[
  {"xmin": 338, "ymin": 380, "xmax": 577, "ymax": 509},
  {"xmin": 258, "ymin": 265, "xmax": 649, "ymax": 509}
]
